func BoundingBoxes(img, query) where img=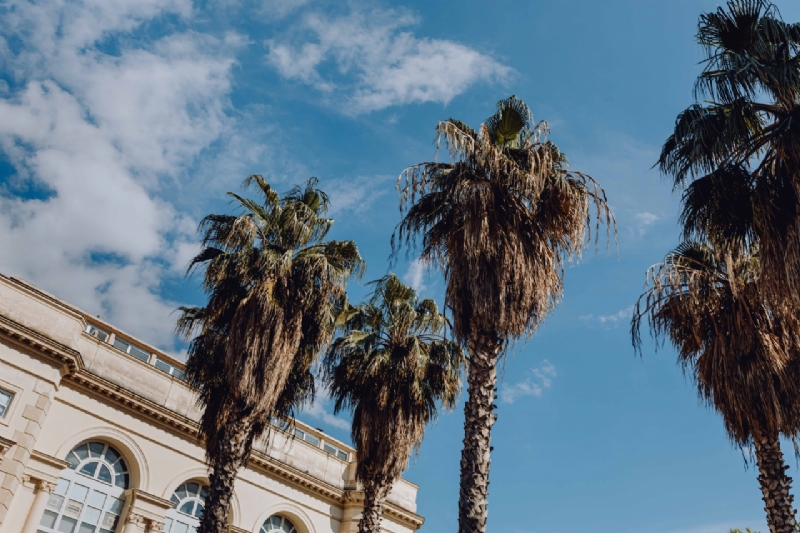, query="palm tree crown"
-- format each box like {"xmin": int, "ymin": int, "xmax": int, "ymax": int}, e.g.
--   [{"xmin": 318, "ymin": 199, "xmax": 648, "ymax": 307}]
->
[
  {"xmin": 323, "ymin": 274, "xmax": 464, "ymax": 533},
  {"xmin": 394, "ymin": 95, "xmax": 614, "ymax": 345},
  {"xmin": 176, "ymin": 175, "xmax": 364, "ymax": 533},
  {"xmin": 659, "ymin": 0, "xmax": 800, "ymax": 307}
]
